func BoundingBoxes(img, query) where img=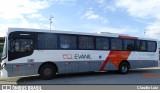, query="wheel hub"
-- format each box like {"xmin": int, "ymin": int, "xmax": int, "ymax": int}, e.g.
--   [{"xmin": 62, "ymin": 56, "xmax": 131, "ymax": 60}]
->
[
  {"xmin": 44, "ymin": 68, "xmax": 52, "ymax": 76},
  {"xmin": 122, "ymin": 66, "xmax": 127, "ymax": 73}
]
